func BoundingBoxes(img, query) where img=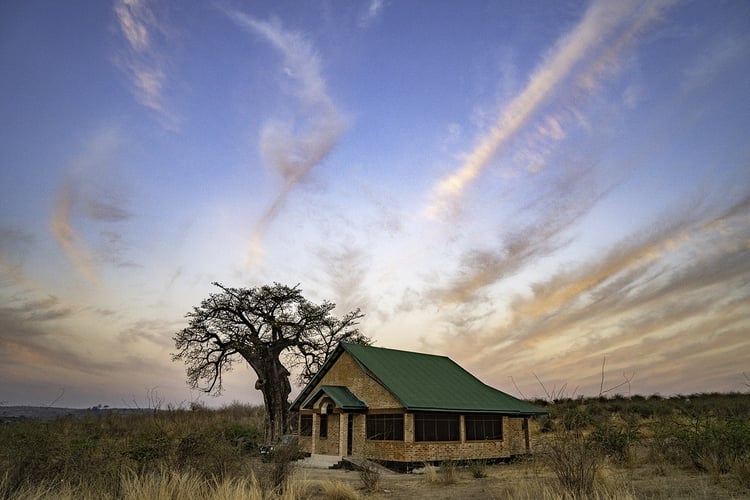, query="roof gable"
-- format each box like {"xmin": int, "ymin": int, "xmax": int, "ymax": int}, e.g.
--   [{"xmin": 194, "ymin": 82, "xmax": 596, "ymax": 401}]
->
[
  {"xmin": 291, "ymin": 342, "xmax": 546, "ymax": 415},
  {"xmin": 303, "ymin": 385, "xmax": 368, "ymax": 411}
]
